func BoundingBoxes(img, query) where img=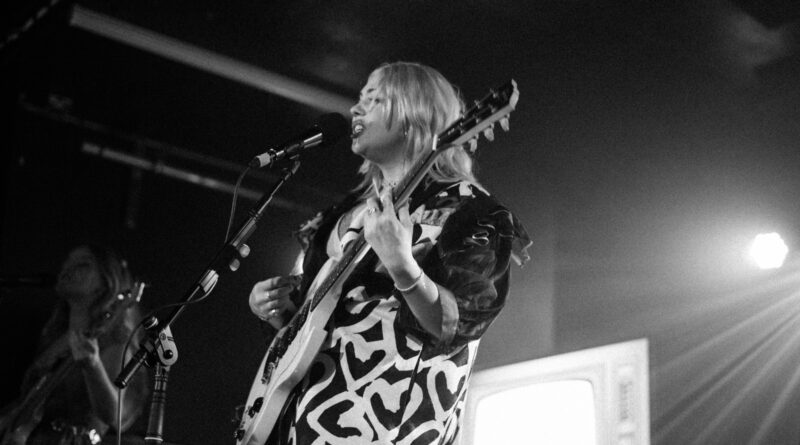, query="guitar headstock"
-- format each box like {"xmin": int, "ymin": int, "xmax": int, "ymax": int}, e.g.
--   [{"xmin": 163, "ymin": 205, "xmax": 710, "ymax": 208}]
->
[
  {"xmin": 391, "ymin": 80, "xmax": 519, "ymax": 208},
  {"xmin": 438, "ymin": 80, "xmax": 518, "ymax": 153},
  {"xmin": 122, "ymin": 281, "xmax": 146, "ymax": 304}
]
